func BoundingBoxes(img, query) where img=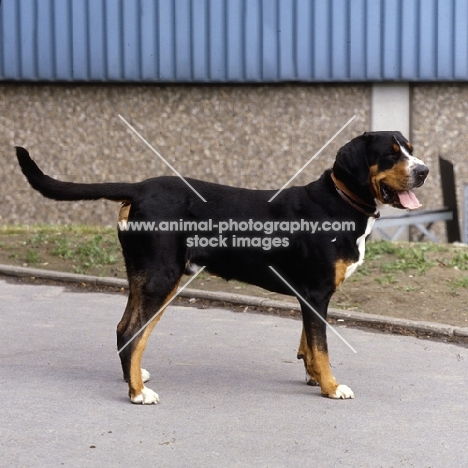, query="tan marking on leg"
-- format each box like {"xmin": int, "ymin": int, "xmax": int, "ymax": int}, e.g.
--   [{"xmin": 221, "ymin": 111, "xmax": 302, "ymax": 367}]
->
[
  {"xmin": 298, "ymin": 328, "xmax": 347, "ymax": 396},
  {"xmin": 127, "ymin": 282, "xmax": 181, "ymax": 401},
  {"xmin": 297, "ymin": 327, "xmax": 319, "ymax": 385},
  {"xmin": 128, "ymin": 317, "xmax": 160, "ymax": 399},
  {"xmin": 304, "ymin": 345, "xmax": 354, "ymax": 399},
  {"xmin": 310, "ymin": 347, "xmax": 339, "ymax": 396},
  {"xmin": 298, "ymin": 328, "xmax": 337, "ymax": 394}
]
